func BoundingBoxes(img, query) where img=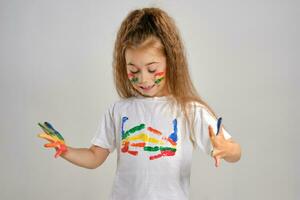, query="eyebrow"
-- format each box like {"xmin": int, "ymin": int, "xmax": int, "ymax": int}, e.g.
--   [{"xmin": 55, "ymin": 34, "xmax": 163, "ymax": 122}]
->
[{"xmin": 126, "ymin": 62, "xmax": 159, "ymax": 68}]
